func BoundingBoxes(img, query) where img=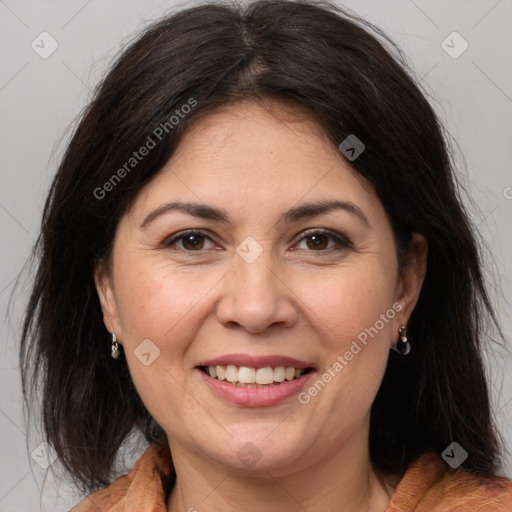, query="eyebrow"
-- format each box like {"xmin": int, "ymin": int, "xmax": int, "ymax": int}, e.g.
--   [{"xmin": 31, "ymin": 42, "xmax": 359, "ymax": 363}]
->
[{"xmin": 140, "ymin": 199, "xmax": 370, "ymax": 229}]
